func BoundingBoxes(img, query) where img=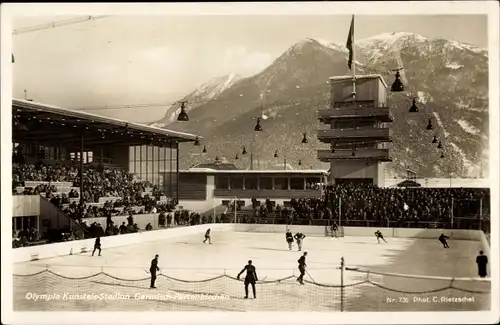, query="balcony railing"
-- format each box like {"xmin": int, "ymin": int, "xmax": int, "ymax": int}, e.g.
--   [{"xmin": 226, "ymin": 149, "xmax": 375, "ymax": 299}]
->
[
  {"xmin": 317, "ymin": 148, "xmax": 391, "ymax": 161},
  {"xmin": 318, "ymin": 107, "xmax": 393, "ymax": 123},
  {"xmin": 317, "ymin": 127, "xmax": 390, "ymax": 142}
]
